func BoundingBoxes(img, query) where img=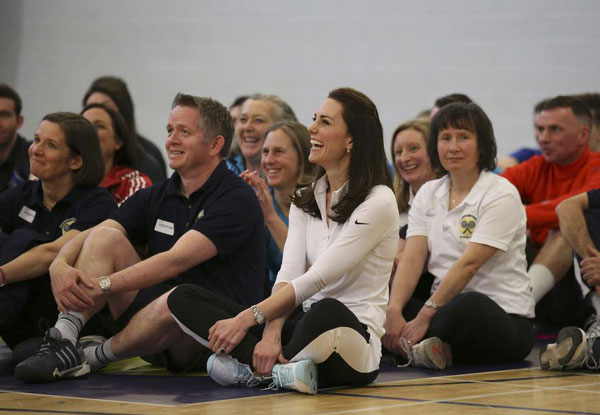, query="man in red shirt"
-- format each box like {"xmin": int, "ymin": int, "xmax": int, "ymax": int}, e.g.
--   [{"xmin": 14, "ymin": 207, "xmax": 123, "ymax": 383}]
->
[{"xmin": 502, "ymin": 96, "xmax": 600, "ymax": 328}]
